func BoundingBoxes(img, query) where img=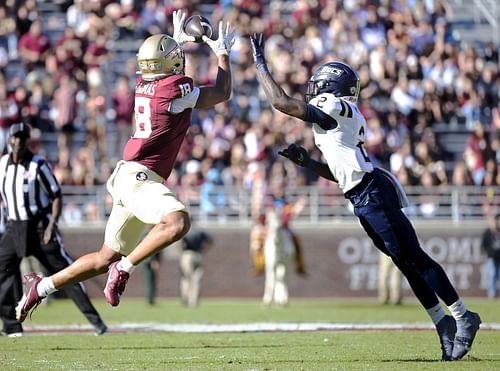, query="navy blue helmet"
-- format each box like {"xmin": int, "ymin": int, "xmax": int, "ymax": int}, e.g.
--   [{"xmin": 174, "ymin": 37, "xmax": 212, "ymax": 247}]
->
[{"xmin": 305, "ymin": 62, "xmax": 360, "ymax": 103}]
